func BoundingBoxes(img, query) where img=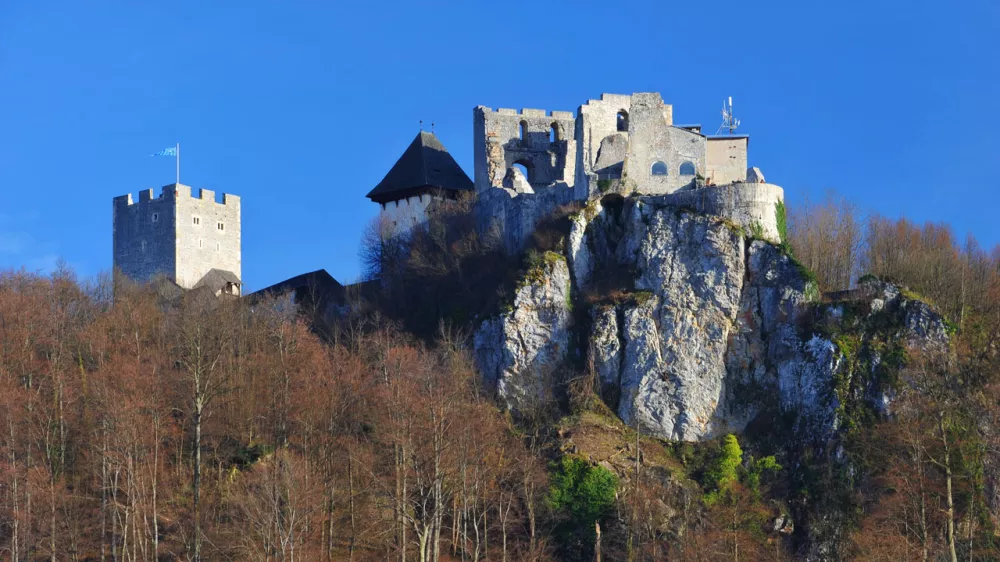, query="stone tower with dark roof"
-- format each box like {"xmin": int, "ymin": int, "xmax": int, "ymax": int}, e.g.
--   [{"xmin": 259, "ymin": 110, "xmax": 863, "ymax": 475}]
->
[{"xmin": 366, "ymin": 131, "xmax": 473, "ymax": 238}]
